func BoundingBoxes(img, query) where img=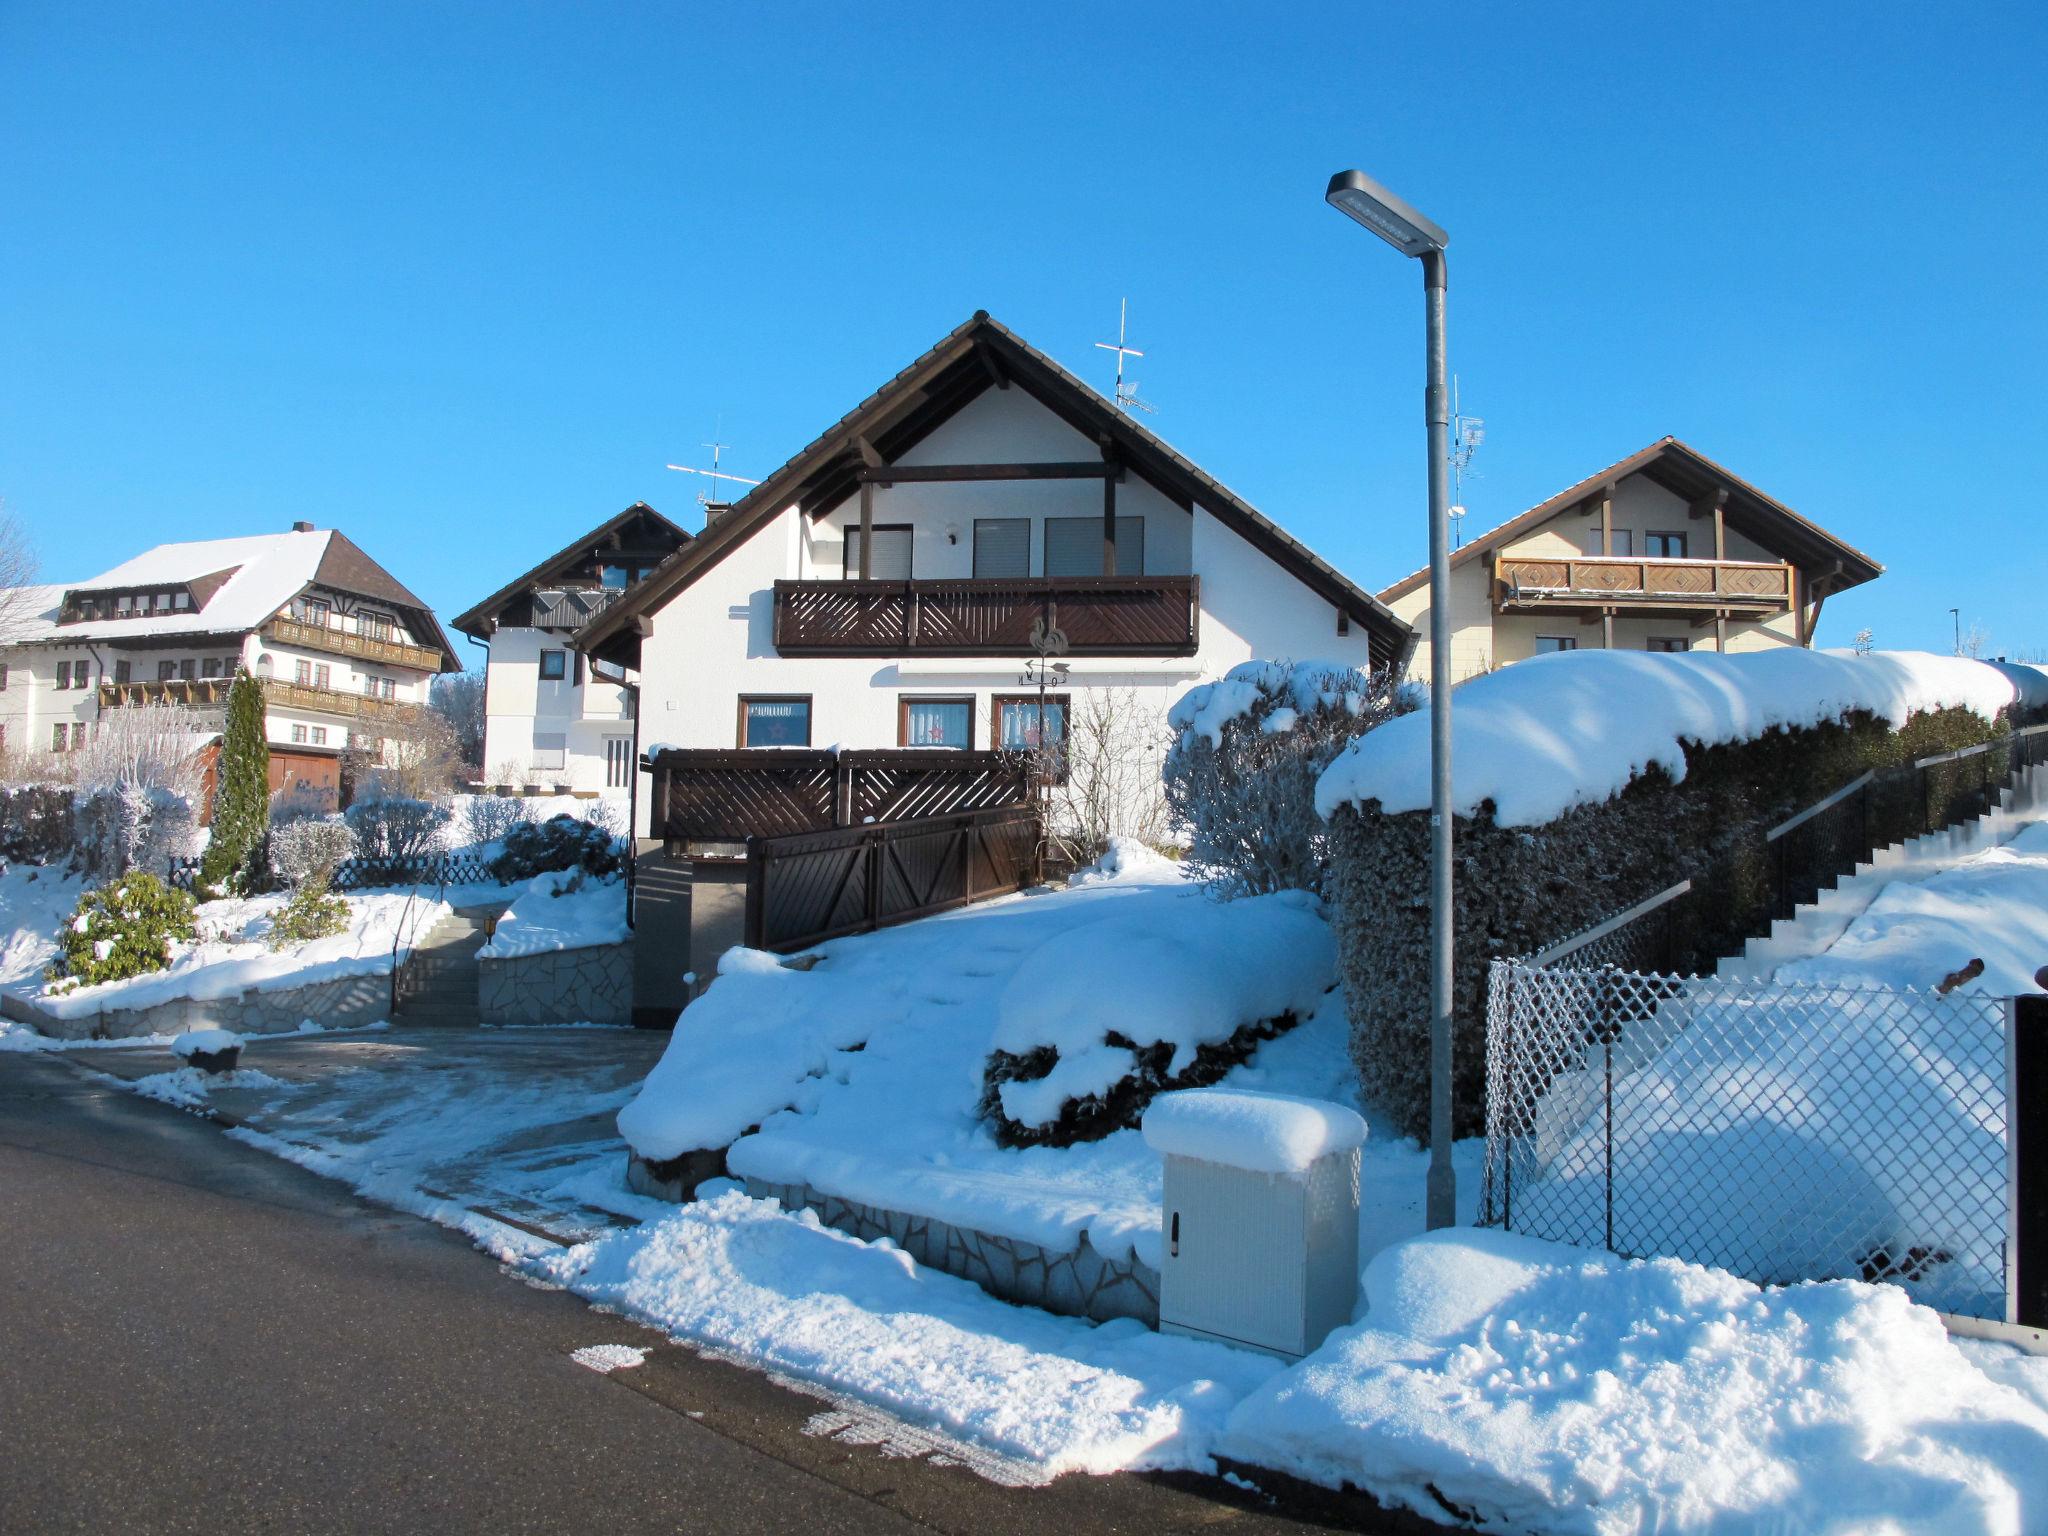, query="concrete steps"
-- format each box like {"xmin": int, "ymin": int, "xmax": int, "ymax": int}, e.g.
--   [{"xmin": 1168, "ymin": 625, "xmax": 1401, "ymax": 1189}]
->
[{"xmin": 395, "ymin": 912, "xmax": 491, "ymax": 1026}]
